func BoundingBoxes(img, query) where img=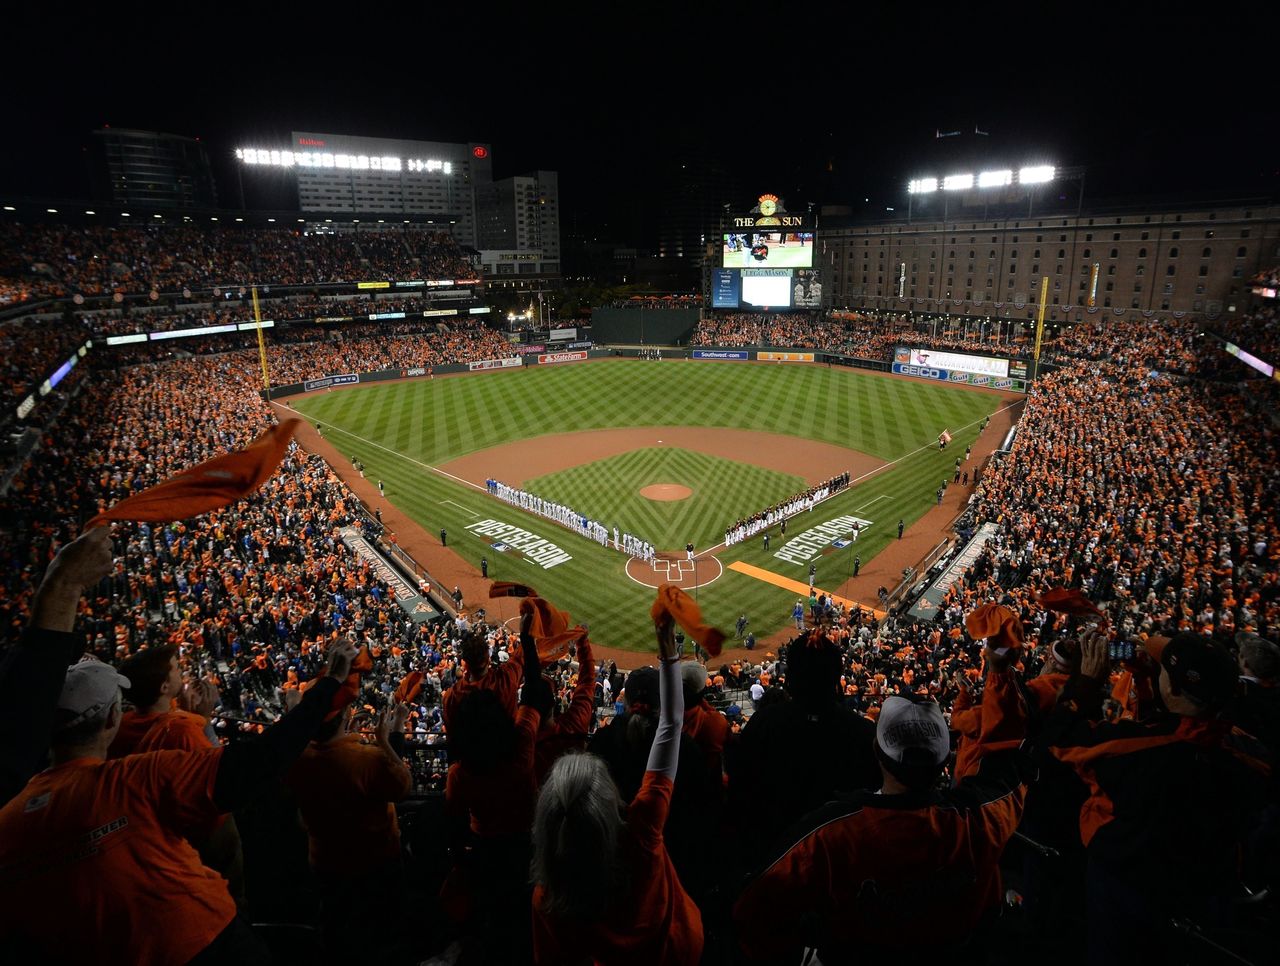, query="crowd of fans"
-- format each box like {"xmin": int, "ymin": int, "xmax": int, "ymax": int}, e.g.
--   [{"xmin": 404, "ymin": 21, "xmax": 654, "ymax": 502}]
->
[
  {"xmin": 0, "ymin": 293, "xmax": 1277, "ymax": 963},
  {"xmin": 0, "ymin": 222, "xmax": 475, "ymax": 298}
]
